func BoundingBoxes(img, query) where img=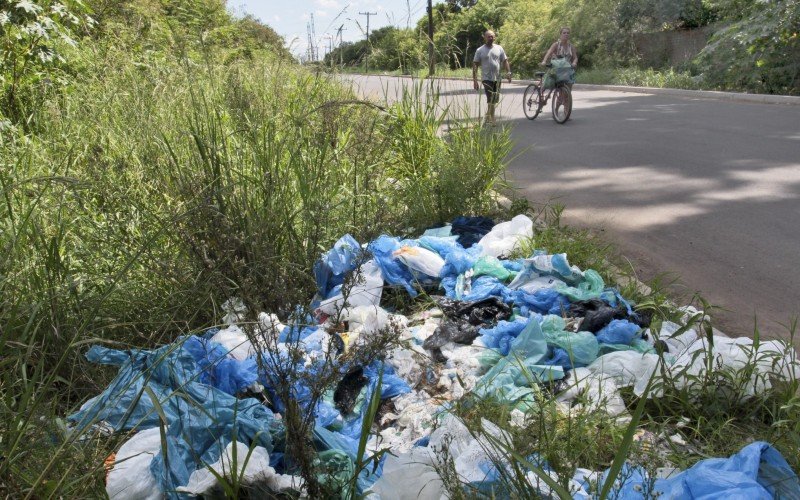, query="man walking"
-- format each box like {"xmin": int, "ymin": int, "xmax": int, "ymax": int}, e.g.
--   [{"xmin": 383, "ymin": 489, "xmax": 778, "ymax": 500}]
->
[{"xmin": 472, "ymin": 30, "xmax": 512, "ymax": 126}]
